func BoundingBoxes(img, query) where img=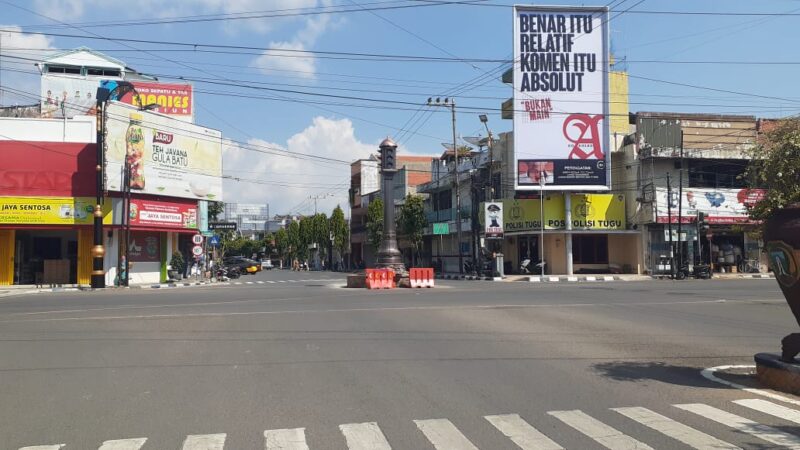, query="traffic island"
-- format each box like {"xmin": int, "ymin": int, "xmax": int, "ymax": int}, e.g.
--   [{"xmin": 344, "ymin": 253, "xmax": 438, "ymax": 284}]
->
[{"xmin": 754, "ymin": 352, "xmax": 800, "ymax": 396}]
